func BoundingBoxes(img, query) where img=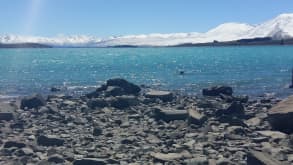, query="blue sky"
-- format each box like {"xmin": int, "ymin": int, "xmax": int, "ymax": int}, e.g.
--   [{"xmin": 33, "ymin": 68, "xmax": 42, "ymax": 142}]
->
[{"xmin": 0, "ymin": 0, "xmax": 292, "ymax": 37}]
